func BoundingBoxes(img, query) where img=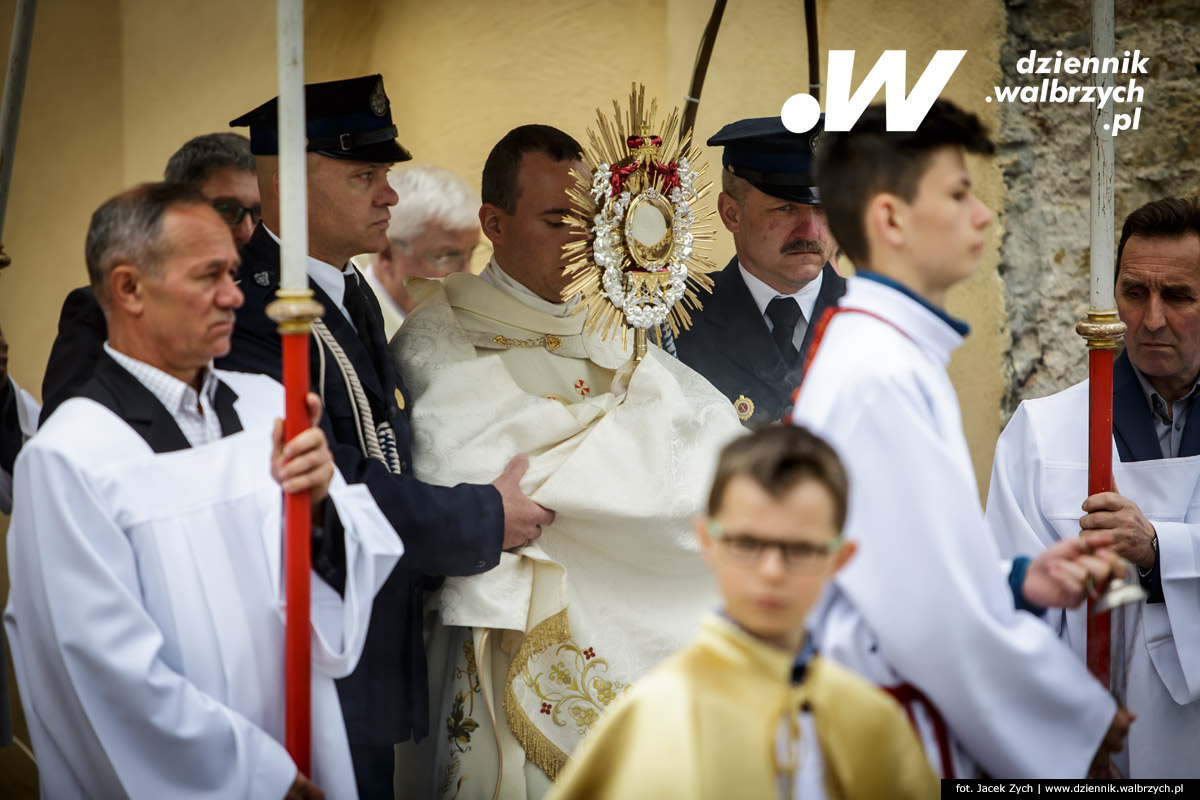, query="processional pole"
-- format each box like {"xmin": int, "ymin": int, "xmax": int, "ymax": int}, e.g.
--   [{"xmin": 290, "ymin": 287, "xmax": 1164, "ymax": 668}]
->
[
  {"xmin": 266, "ymin": 0, "xmax": 324, "ymax": 774},
  {"xmin": 1076, "ymin": 0, "xmax": 1124, "ymax": 704},
  {"xmin": 0, "ymin": 0, "xmax": 37, "ymax": 270}
]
